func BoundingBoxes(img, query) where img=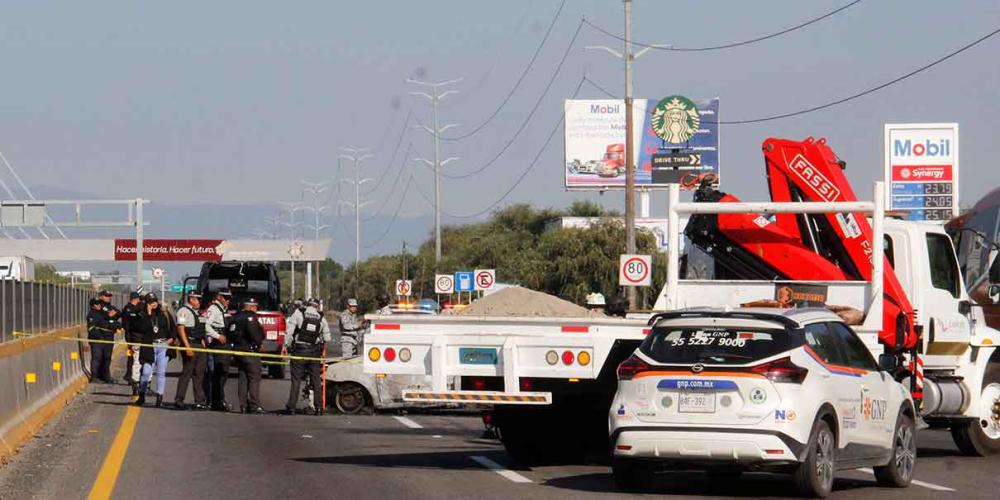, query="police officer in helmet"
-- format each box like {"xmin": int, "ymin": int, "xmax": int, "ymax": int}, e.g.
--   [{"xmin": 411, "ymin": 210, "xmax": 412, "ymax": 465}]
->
[
  {"xmin": 231, "ymin": 297, "xmax": 266, "ymax": 414},
  {"xmin": 282, "ymin": 297, "xmax": 331, "ymax": 415},
  {"xmin": 375, "ymin": 293, "xmax": 392, "ymax": 315},
  {"xmin": 174, "ymin": 292, "xmax": 209, "ymax": 410},
  {"xmin": 338, "ymin": 298, "xmax": 366, "ymax": 357}
]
